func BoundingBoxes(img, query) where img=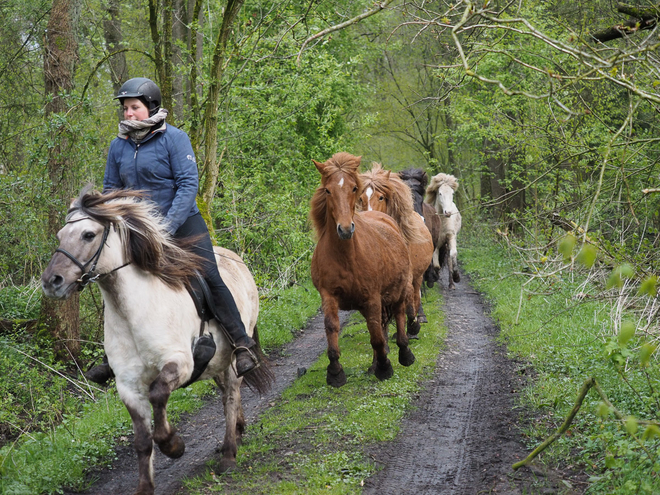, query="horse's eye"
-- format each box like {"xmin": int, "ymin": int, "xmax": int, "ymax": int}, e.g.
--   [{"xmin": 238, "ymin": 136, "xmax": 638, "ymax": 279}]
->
[
  {"xmin": 325, "ymin": 188, "xmax": 330, "ymax": 195},
  {"xmin": 83, "ymin": 232, "xmax": 96, "ymax": 241},
  {"xmin": 353, "ymin": 186, "xmax": 358, "ymax": 193},
  {"xmin": 379, "ymin": 196, "xmax": 385, "ymax": 201}
]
